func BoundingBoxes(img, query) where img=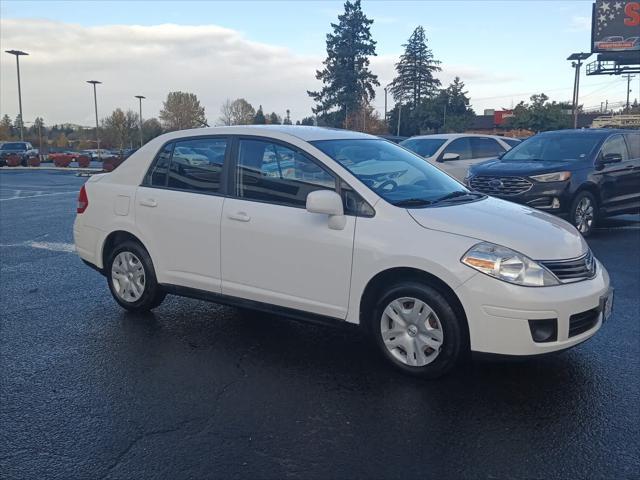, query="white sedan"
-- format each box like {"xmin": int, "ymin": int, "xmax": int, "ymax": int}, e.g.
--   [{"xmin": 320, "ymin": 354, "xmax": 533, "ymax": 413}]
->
[
  {"xmin": 74, "ymin": 126, "xmax": 610, "ymax": 378},
  {"xmin": 400, "ymin": 134, "xmax": 520, "ymax": 181}
]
